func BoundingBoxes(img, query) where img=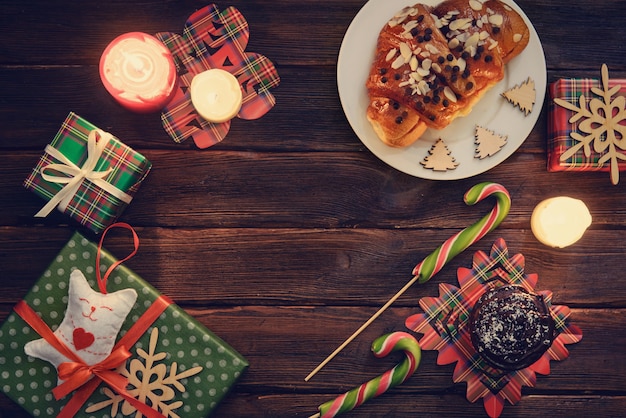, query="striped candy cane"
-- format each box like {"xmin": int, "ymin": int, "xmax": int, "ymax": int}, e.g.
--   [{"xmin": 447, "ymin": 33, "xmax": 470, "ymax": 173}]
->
[
  {"xmin": 413, "ymin": 182, "xmax": 511, "ymax": 283},
  {"xmin": 311, "ymin": 332, "xmax": 421, "ymax": 418},
  {"xmin": 305, "ymin": 182, "xmax": 511, "ymax": 382}
]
